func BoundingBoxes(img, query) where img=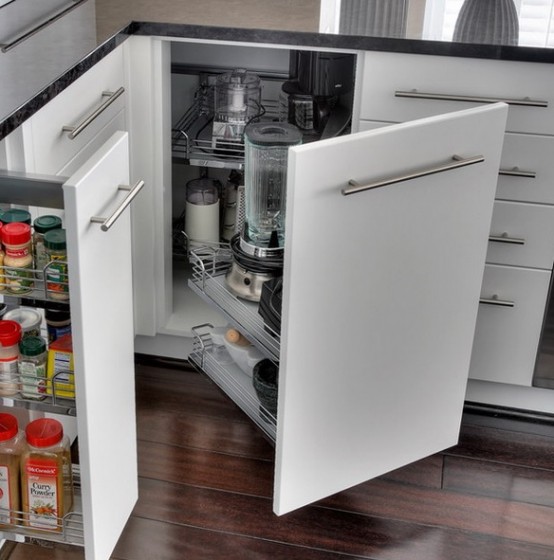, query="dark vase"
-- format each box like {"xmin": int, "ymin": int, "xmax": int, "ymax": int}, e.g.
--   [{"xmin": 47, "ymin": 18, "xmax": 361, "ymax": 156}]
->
[{"xmin": 453, "ymin": 0, "xmax": 519, "ymax": 46}]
